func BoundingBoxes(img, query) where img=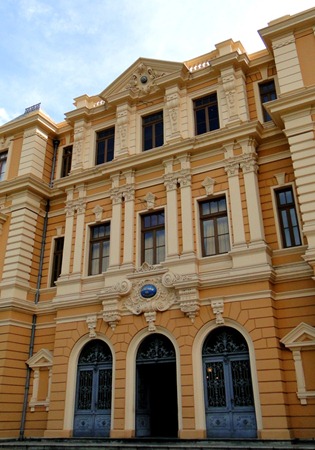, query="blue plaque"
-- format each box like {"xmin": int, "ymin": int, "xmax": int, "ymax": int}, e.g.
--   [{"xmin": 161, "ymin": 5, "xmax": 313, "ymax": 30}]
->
[{"xmin": 141, "ymin": 284, "xmax": 157, "ymax": 298}]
